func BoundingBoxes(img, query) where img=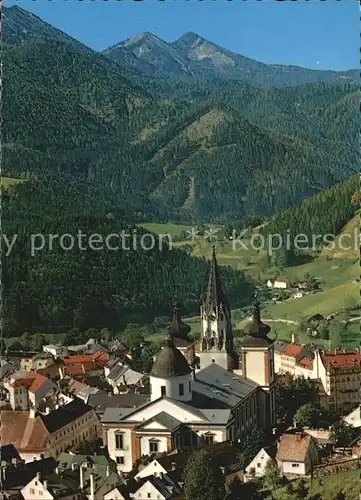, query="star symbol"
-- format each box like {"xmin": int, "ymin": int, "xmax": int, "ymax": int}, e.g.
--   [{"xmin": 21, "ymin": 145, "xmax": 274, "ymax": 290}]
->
[
  {"xmin": 186, "ymin": 227, "xmax": 200, "ymax": 242},
  {"xmin": 204, "ymin": 227, "xmax": 219, "ymax": 241}
]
